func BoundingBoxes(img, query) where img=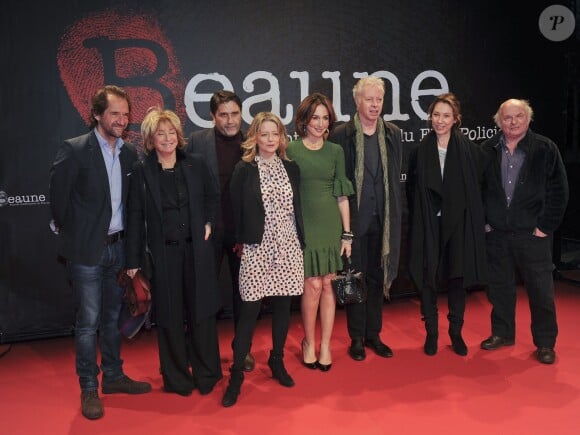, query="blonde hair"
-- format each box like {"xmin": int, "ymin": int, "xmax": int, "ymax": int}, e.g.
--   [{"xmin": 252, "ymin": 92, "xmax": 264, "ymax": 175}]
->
[
  {"xmin": 352, "ymin": 76, "xmax": 385, "ymax": 101},
  {"xmin": 241, "ymin": 112, "xmax": 289, "ymax": 162},
  {"xmin": 141, "ymin": 107, "xmax": 185, "ymax": 153}
]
